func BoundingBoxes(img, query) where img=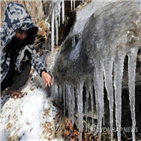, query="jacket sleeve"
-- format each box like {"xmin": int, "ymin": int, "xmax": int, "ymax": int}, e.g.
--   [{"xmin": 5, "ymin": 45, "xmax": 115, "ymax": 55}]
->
[
  {"xmin": 0, "ymin": 28, "xmax": 5, "ymax": 69},
  {"xmin": 0, "ymin": 48, "xmax": 6, "ymax": 73},
  {"xmin": 30, "ymin": 46, "xmax": 47, "ymax": 77}
]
